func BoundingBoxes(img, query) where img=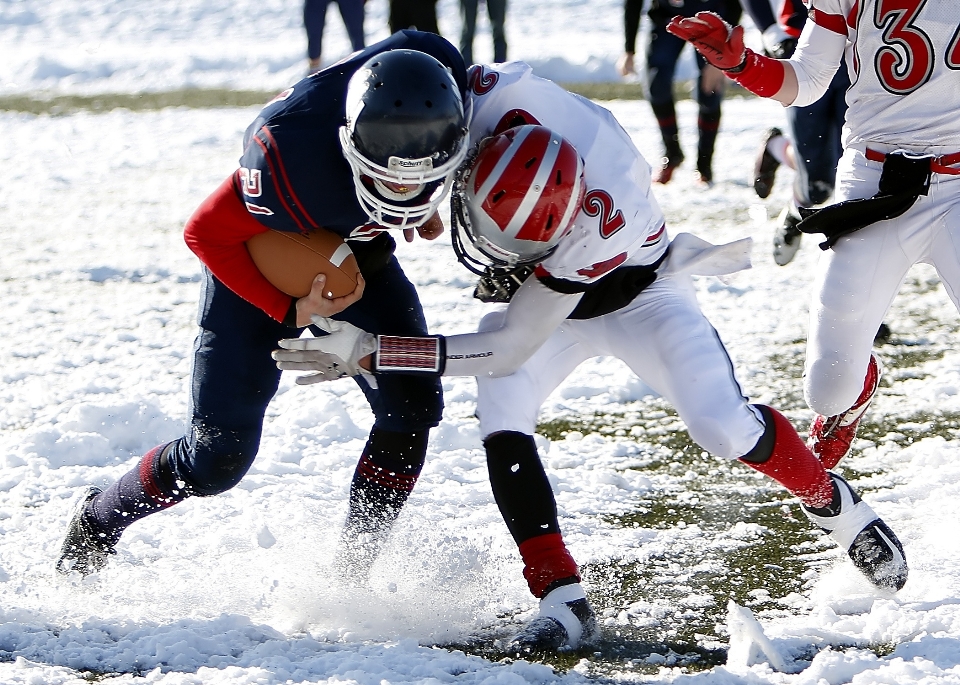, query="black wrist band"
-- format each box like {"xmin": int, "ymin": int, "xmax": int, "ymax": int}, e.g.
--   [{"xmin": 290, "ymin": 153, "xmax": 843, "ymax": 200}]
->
[
  {"xmin": 724, "ymin": 53, "xmax": 749, "ymax": 74},
  {"xmin": 282, "ymin": 299, "xmax": 300, "ymax": 328}
]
